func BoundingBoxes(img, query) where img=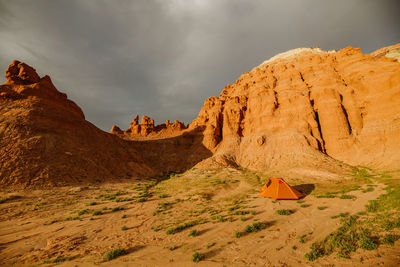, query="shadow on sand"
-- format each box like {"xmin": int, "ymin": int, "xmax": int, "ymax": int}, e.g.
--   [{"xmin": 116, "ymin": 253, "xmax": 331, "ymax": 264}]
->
[{"xmin": 293, "ymin": 184, "xmax": 315, "ymax": 196}]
